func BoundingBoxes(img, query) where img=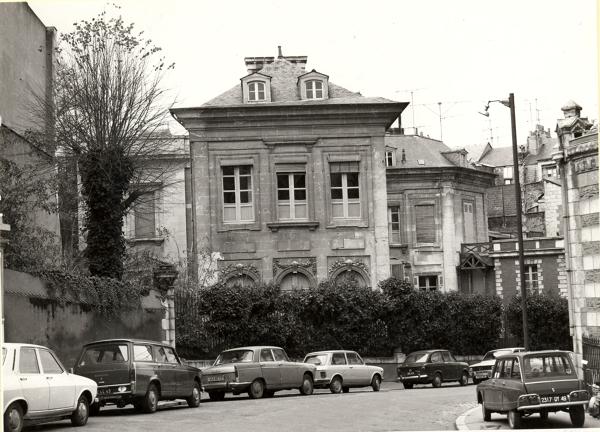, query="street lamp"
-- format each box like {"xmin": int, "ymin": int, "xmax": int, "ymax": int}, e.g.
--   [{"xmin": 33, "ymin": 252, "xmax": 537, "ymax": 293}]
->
[{"xmin": 480, "ymin": 93, "xmax": 529, "ymax": 350}]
